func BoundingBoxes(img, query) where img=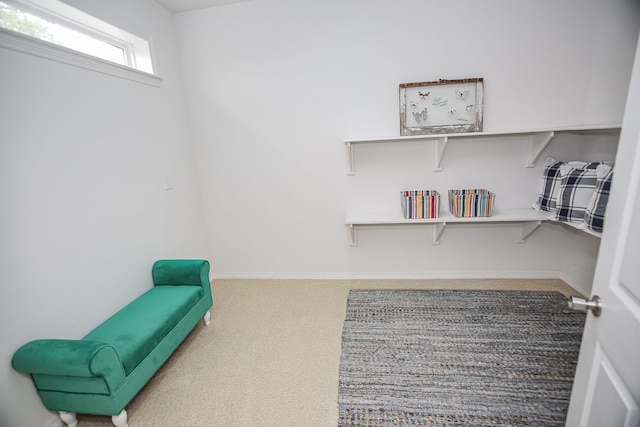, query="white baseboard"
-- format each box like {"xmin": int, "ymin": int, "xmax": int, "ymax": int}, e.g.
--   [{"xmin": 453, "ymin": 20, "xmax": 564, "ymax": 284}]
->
[
  {"xmin": 210, "ymin": 271, "xmax": 598, "ymax": 298},
  {"xmin": 211, "ymin": 271, "xmax": 592, "ymax": 296},
  {"xmin": 556, "ymin": 272, "xmax": 591, "ymax": 297},
  {"xmin": 211, "ymin": 270, "xmax": 564, "ymax": 281}
]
